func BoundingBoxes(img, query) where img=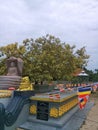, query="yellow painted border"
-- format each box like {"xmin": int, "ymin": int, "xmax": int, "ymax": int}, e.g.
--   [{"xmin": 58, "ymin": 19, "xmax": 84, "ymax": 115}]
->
[
  {"xmin": 30, "ymin": 93, "xmax": 77, "ymax": 103},
  {"xmin": 0, "ymin": 90, "xmax": 12, "ymax": 98}
]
